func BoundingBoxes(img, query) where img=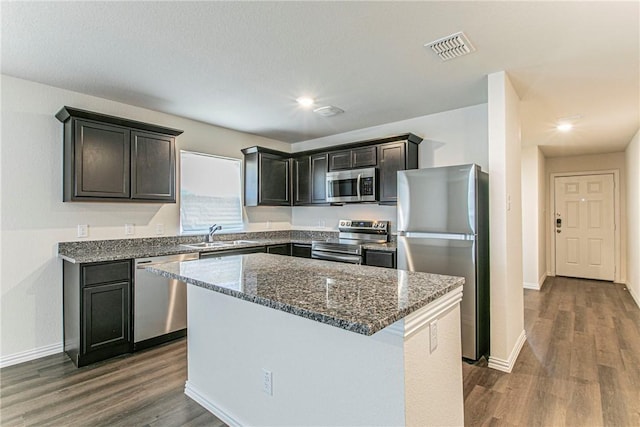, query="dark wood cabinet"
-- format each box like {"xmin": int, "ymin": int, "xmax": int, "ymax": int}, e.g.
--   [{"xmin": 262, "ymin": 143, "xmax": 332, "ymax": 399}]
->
[
  {"xmin": 131, "ymin": 131, "xmax": 176, "ymax": 201},
  {"xmin": 266, "ymin": 243, "xmax": 291, "ymax": 255},
  {"xmin": 311, "ymin": 154, "xmax": 328, "ymax": 204},
  {"xmin": 291, "ymin": 243, "xmax": 312, "ymax": 258},
  {"xmin": 378, "ymin": 142, "xmax": 410, "ymax": 203},
  {"xmin": 293, "ymin": 153, "xmax": 328, "ymax": 205},
  {"xmin": 56, "ymin": 107, "xmax": 182, "ymax": 203},
  {"xmin": 364, "ymin": 250, "xmax": 396, "ymax": 268},
  {"xmin": 293, "ymin": 156, "xmax": 311, "ymax": 205},
  {"xmin": 242, "ymin": 133, "xmax": 421, "ymax": 206},
  {"xmin": 242, "ymin": 147, "xmax": 291, "ymax": 206},
  {"xmin": 328, "ymin": 146, "xmax": 377, "ymax": 171},
  {"xmin": 63, "ymin": 259, "xmax": 133, "ymax": 367}
]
